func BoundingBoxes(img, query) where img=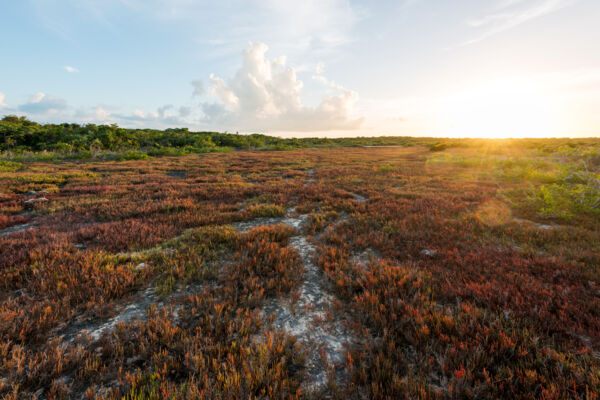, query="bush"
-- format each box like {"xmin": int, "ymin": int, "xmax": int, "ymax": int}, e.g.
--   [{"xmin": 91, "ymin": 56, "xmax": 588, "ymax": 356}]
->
[
  {"xmin": 66, "ymin": 150, "xmax": 93, "ymax": 160},
  {"xmin": 377, "ymin": 164, "xmax": 395, "ymax": 172},
  {"xmin": 117, "ymin": 150, "xmax": 150, "ymax": 161},
  {"xmin": 526, "ymin": 181, "xmax": 600, "ymax": 220},
  {"xmin": 429, "ymin": 142, "xmax": 449, "ymax": 152},
  {"xmin": 147, "ymin": 147, "xmax": 189, "ymax": 157},
  {"xmin": 0, "ymin": 160, "xmax": 22, "ymax": 172},
  {"xmin": 244, "ymin": 204, "xmax": 286, "ymax": 218}
]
